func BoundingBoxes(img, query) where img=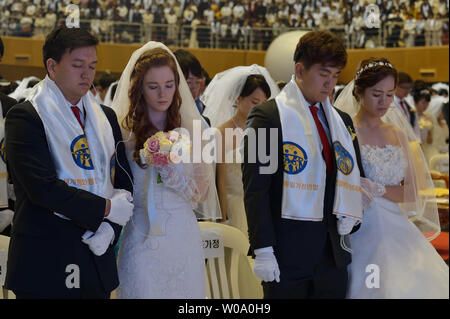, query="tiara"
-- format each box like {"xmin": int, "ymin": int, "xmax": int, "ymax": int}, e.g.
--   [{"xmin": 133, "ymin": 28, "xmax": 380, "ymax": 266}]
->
[
  {"xmin": 419, "ymin": 89, "xmax": 430, "ymax": 95},
  {"xmin": 355, "ymin": 61, "xmax": 394, "ymax": 79}
]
